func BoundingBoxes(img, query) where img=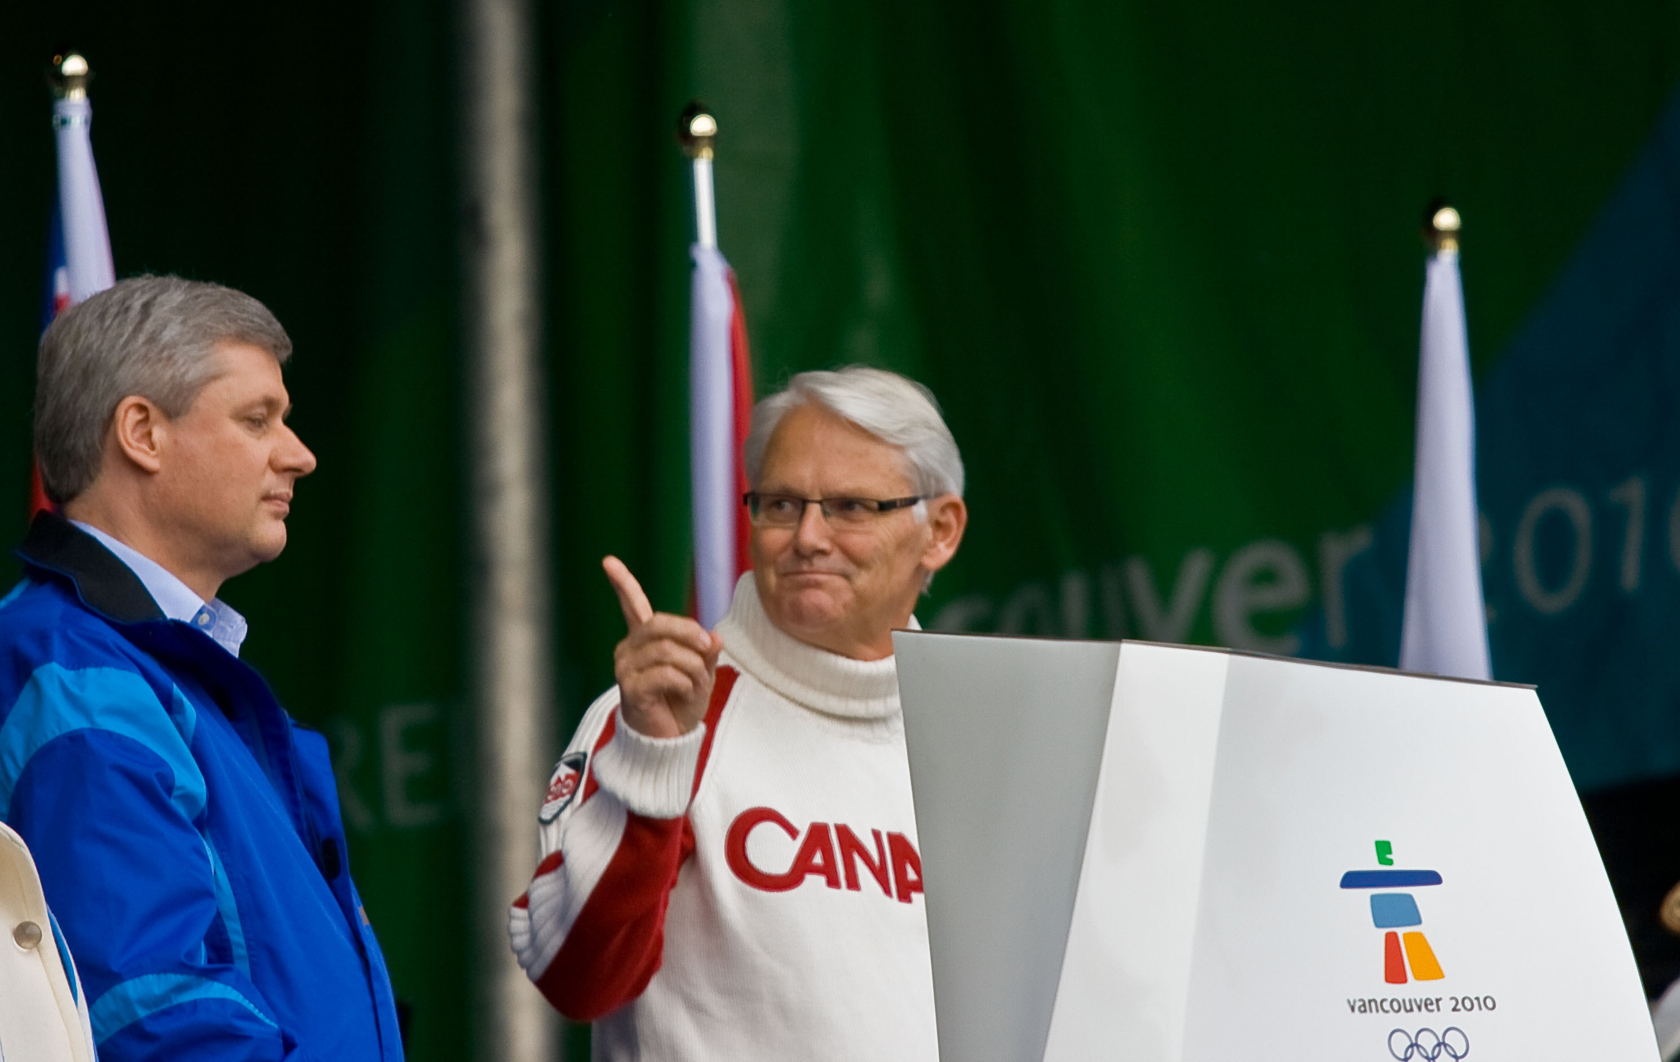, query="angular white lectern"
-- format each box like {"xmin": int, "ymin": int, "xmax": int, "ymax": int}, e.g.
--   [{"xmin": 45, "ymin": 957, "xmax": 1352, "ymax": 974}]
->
[{"xmin": 894, "ymin": 634, "xmax": 1657, "ymax": 1062}]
